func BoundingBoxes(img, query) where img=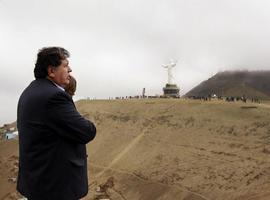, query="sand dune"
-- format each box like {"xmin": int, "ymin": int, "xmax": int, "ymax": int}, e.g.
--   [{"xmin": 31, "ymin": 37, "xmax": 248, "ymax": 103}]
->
[{"xmin": 1, "ymin": 99, "xmax": 270, "ymax": 200}]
